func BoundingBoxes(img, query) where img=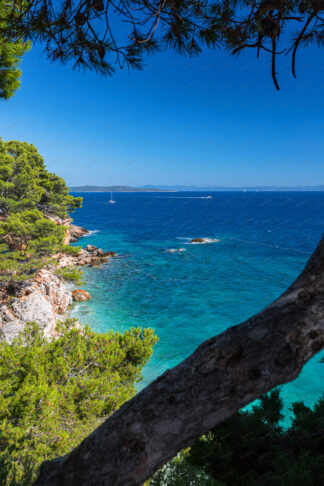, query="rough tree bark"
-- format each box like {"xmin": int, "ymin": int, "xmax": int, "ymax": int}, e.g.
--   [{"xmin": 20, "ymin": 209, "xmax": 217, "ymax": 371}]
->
[{"xmin": 35, "ymin": 234, "xmax": 324, "ymax": 486}]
